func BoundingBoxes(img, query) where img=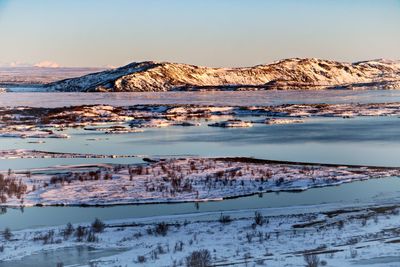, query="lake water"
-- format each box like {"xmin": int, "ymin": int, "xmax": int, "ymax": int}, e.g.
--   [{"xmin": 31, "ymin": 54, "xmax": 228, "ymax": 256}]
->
[
  {"xmin": 2, "ymin": 90, "xmax": 400, "ymax": 107},
  {"xmin": 1, "ymin": 91, "xmax": 400, "ymax": 232},
  {"xmin": 1, "ymin": 177, "xmax": 400, "ymax": 230},
  {"xmin": 2, "ymin": 117, "xmax": 400, "ymax": 169},
  {"xmin": 0, "ymin": 246, "xmax": 127, "ymax": 267}
]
